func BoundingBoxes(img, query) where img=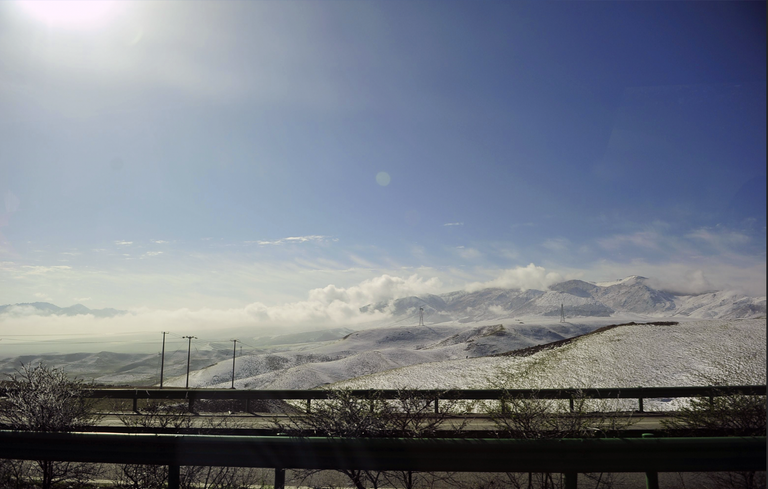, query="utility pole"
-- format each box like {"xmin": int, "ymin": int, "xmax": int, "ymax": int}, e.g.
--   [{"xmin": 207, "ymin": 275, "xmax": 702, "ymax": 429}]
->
[
  {"xmin": 183, "ymin": 335, "xmax": 197, "ymax": 389},
  {"xmin": 230, "ymin": 339, "xmax": 238, "ymax": 389},
  {"xmin": 419, "ymin": 307, "xmax": 424, "ymax": 326},
  {"xmin": 560, "ymin": 304, "xmax": 565, "ymax": 323},
  {"xmin": 159, "ymin": 332, "xmax": 168, "ymax": 388}
]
